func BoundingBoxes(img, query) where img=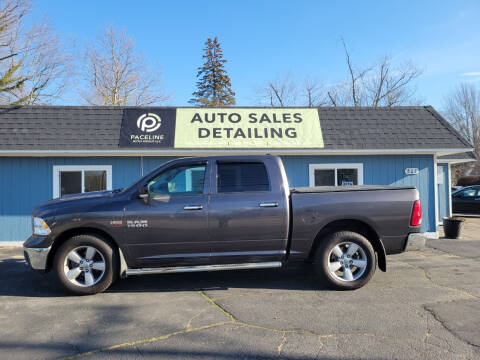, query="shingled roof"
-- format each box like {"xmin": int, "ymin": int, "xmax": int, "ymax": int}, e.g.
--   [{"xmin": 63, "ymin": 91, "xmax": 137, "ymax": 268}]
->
[{"xmin": 0, "ymin": 105, "xmax": 472, "ymax": 152}]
